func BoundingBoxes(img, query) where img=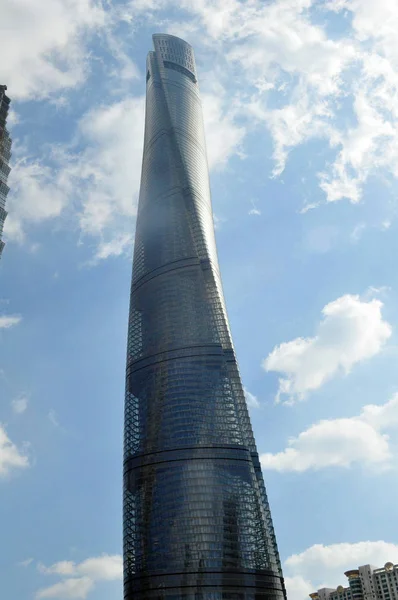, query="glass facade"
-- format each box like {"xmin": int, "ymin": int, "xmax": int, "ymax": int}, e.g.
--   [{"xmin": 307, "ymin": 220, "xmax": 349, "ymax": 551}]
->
[
  {"xmin": 0, "ymin": 85, "xmax": 11, "ymax": 259},
  {"xmin": 124, "ymin": 34, "xmax": 286, "ymax": 600}
]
